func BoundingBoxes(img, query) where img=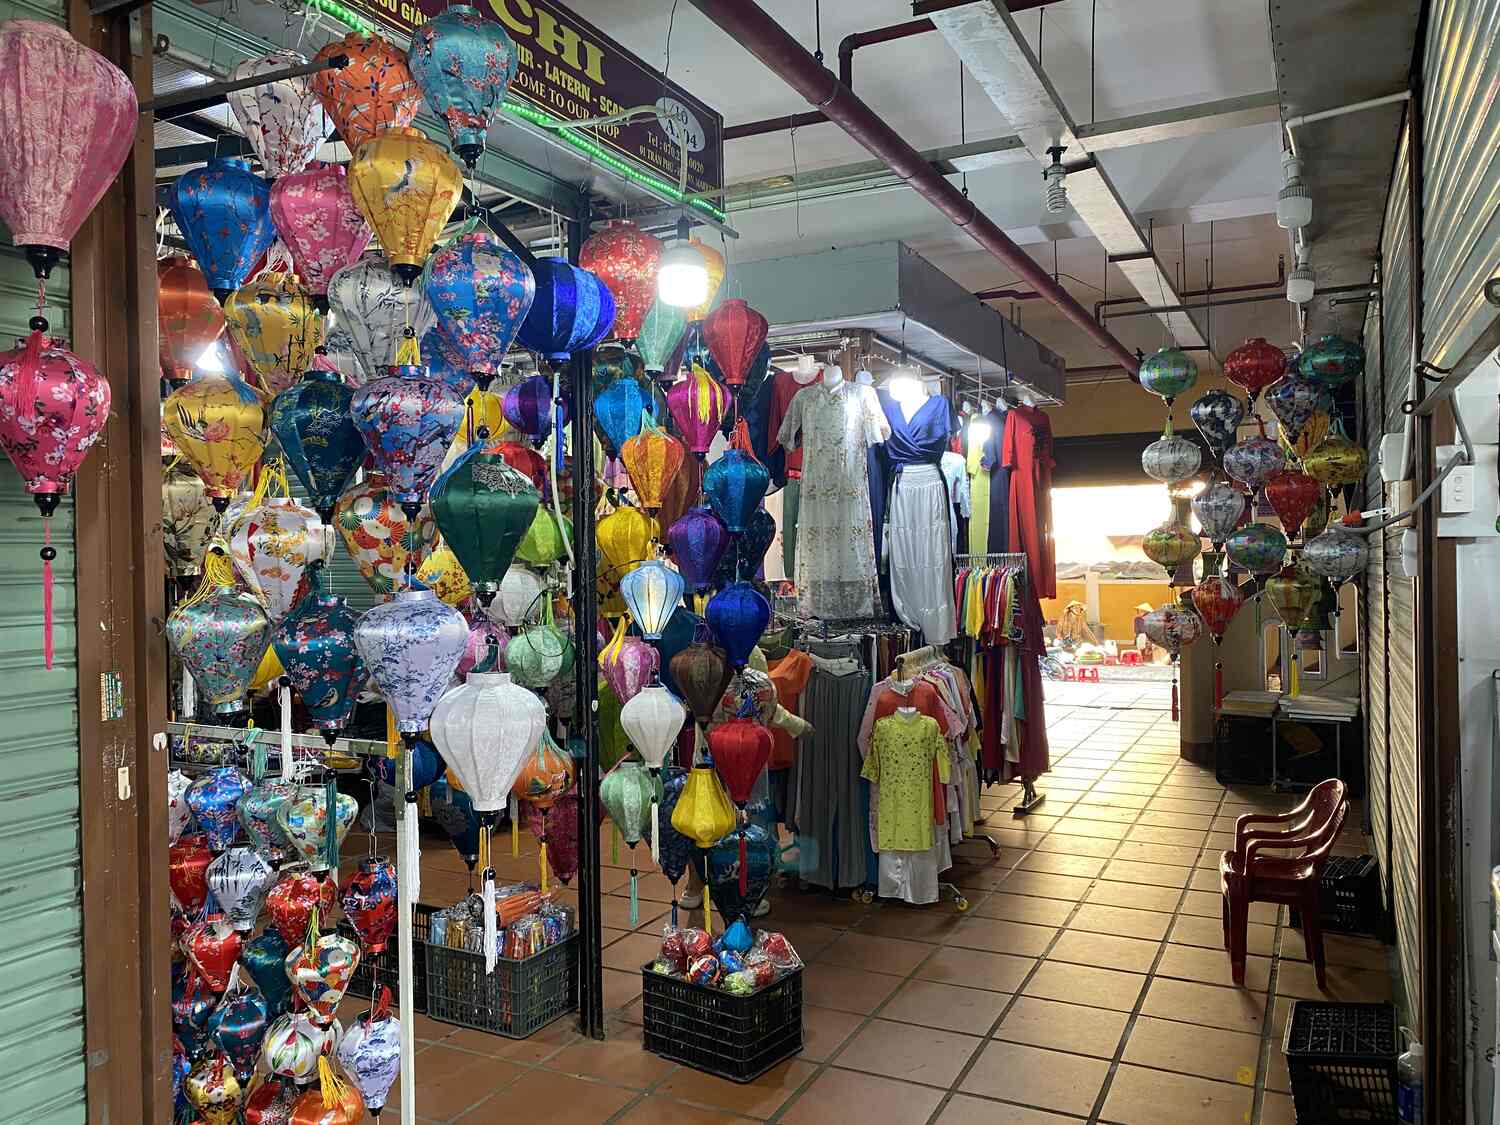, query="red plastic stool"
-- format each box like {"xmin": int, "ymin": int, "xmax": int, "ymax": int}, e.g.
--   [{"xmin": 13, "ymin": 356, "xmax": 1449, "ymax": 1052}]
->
[
  {"xmin": 1062, "ymin": 665, "xmax": 1077, "ymax": 681},
  {"xmin": 1119, "ymin": 650, "xmax": 1141, "ymax": 666},
  {"xmin": 1078, "ymin": 667, "xmax": 1100, "ymax": 683}
]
